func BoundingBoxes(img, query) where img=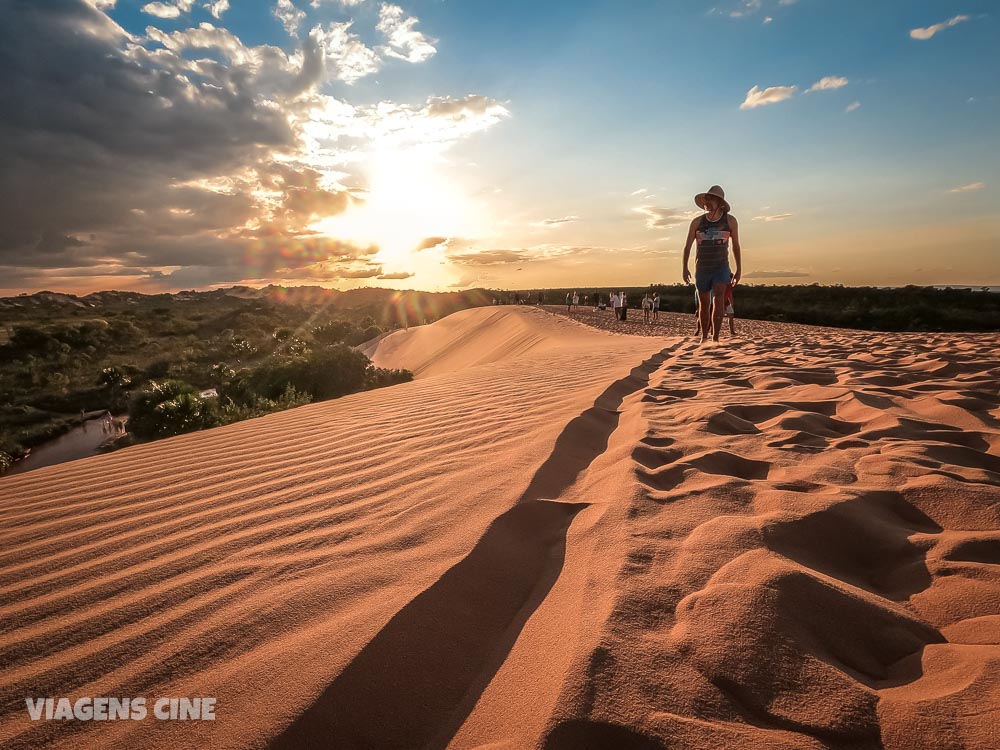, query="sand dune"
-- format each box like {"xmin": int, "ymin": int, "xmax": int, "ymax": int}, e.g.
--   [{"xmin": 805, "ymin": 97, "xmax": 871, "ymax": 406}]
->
[{"xmin": 1, "ymin": 306, "xmax": 999, "ymax": 749}]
